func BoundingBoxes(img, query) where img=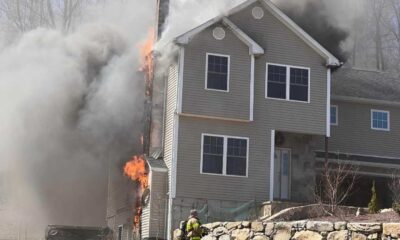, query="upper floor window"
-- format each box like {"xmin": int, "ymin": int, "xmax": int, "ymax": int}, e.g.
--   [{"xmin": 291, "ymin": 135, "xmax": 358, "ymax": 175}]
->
[
  {"xmin": 371, "ymin": 110, "xmax": 390, "ymax": 131},
  {"xmin": 266, "ymin": 64, "xmax": 310, "ymax": 102},
  {"xmin": 206, "ymin": 53, "xmax": 230, "ymax": 91},
  {"xmin": 331, "ymin": 105, "xmax": 338, "ymax": 125},
  {"xmin": 201, "ymin": 134, "xmax": 248, "ymax": 177}
]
